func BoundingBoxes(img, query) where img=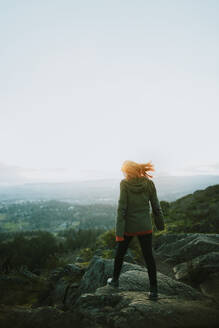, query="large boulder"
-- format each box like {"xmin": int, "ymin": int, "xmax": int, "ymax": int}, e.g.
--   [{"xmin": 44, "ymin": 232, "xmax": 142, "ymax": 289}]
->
[
  {"xmin": 64, "ymin": 255, "xmax": 146, "ymax": 307},
  {"xmin": 77, "ymin": 255, "xmax": 146, "ymax": 294},
  {"xmin": 154, "ymin": 233, "xmax": 219, "ymax": 264},
  {"xmin": 173, "ymin": 251, "xmax": 219, "ymax": 283},
  {"xmin": 48, "ymin": 263, "xmax": 85, "ymax": 283},
  {"xmin": 65, "ymin": 255, "xmax": 204, "ymax": 307},
  {"xmin": 32, "ymin": 263, "xmax": 84, "ymax": 308}
]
